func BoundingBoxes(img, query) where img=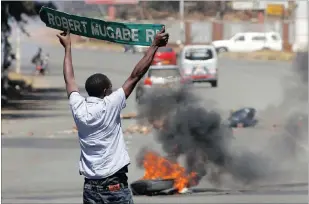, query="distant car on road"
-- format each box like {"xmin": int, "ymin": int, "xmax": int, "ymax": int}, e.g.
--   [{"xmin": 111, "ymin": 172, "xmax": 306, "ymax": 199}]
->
[
  {"xmin": 135, "ymin": 65, "xmax": 191, "ymax": 104},
  {"xmin": 212, "ymin": 32, "xmax": 283, "ymax": 53},
  {"xmin": 179, "ymin": 45, "xmax": 218, "ymax": 87},
  {"xmin": 151, "ymin": 47, "xmax": 177, "ymax": 65}
]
